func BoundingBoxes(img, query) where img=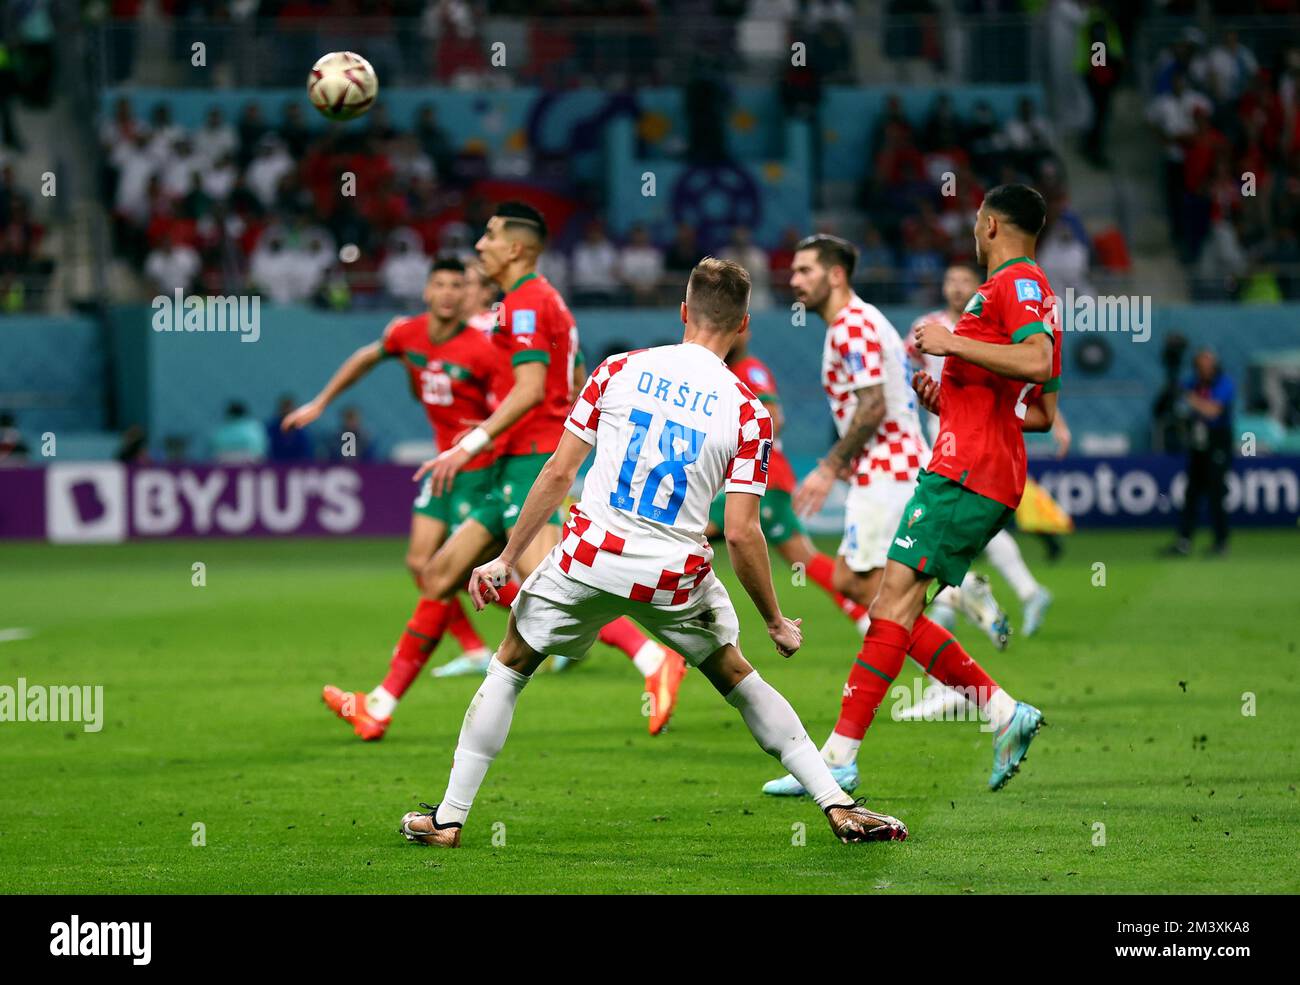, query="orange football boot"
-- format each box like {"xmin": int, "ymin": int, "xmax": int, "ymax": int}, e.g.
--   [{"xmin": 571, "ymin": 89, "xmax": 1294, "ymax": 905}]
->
[
  {"xmin": 645, "ymin": 649, "xmax": 688, "ymax": 736},
  {"xmin": 322, "ymin": 684, "xmax": 390, "ymax": 741}
]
